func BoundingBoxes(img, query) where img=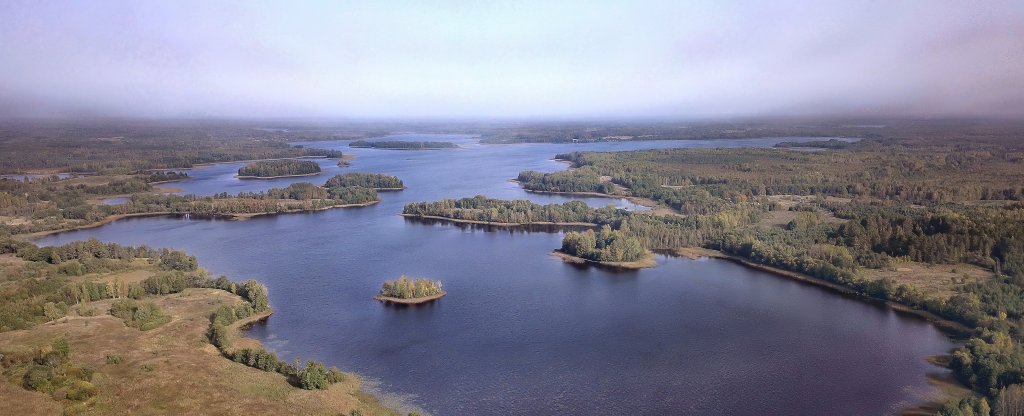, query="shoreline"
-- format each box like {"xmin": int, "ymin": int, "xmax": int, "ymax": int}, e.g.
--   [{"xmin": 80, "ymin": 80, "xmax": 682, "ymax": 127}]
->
[
  {"xmin": 510, "ymin": 179, "xmax": 664, "ymax": 212},
  {"xmin": 236, "ymin": 171, "xmax": 322, "ymax": 179},
  {"xmin": 400, "ymin": 213, "xmax": 595, "ymax": 227},
  {"xmin": 374, "ymin": 291, "xmax": 446, "ymax": 304},
  {"xmin": 23, "ymin": 200, "xmax": 381, "ymax": 240},
  {"xmin": 350, "ymin": 146, "xmax": 458, "ymax": 151},
  {"xmin": 191, "ymin": 155, "xmax": 336, "ymax": 168},
  {"xmin": 550, "ymin": 250, "xmax": 657, "ymax": 269},
  {"xmin": 669, "ymin": 247, "xmax": 974, "ymax": 337}
]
